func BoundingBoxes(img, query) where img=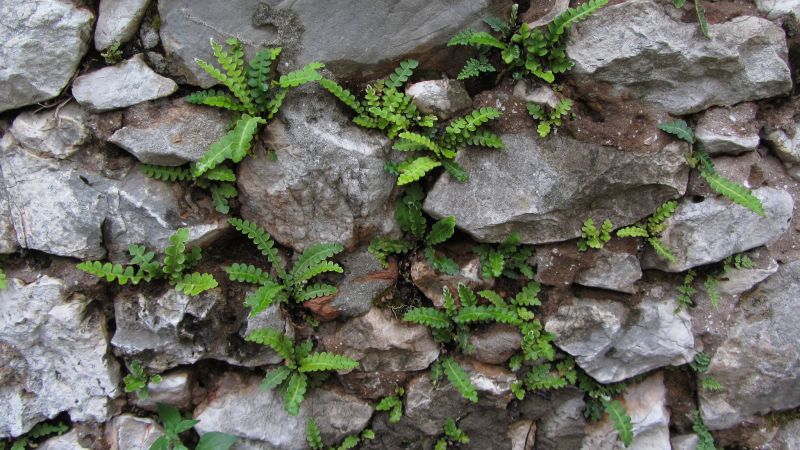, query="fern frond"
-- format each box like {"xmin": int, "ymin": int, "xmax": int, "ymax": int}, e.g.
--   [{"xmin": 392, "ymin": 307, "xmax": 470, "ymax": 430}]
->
[
  {"xmin": 0, "ymin": 269, "xmax": 6, "ymax": 290},
  {"xmin": 605, "ymin": 400, "xmax": 633, "ymax": 447},
  {"xmin": 385, "ymin": 60, "xmax": 418, "ymax": 89},
  {"xmin": 319, "ymin": 78, "xmax": 364, "ymax": 115},
  {"xmin": 266, "ymin": 87, "xmax": 288, "ymax": 120},
  {"xmin": 226, "ymin": 263, "xmax": 272, "ymax": 284},
  {"xmin": 368, "ymin": 237, "xmax": 413, "ymax": 267},
  {"xmin": 228, "ymin": 217, "xmax": 286, "ymax": 279},
  {"xmin": 297, "ymin": 283, "xmax": 337, "ymax": 302},
  {"xmin": 701, "ymin": 172, "xmax": 765, "ymax": 216},
  {"xmin": 77, "ymin": 261, "xmax": 142, "ymax": 285},
  {"xmin": 457, "ymin": 283, "xmax": 477, "ymax": 308},
  {"xmin": 395, "ymin": 184, "xmax": 427, "ymax": 238},
  {"xmin": 425, "ymin": 248, "xmax": 460, "ymax": 275},
  {"xmin": 306, "ymin": 418, "xmax": 324, "ymax": 450},
  {"xmin": 449, "ymin": 30, "xmax": 506, "ymax": 49},
  {"xmin": 261, "ymin": 366, "xmax": 292, "ymax": 391},
  {"xmin": 704, "ymin": 275, "xmax": 721, "ymax": 308},
  {"xmin": 441, "ymin": 357, "xmax": 478, "ymax": 403},
  {"xmin": 442, "ymin": 159, "xmax": 469, "ymax": 183},
  {"xmin": 278, "ymin": 62, "xmax": 325, "ymax": 88},
  {"xmin": 209, "ymin": 182, "xmax": 237, "ymax": 214},
  {"xmin": 244, "ymin": 281, "xmax": 287, "ymax": 316},
  {"xmin": 201, "ymin": 38, "xmax": 253, "ymax": 112},
  {"xmin": 283, "ymin": 372, "xmax": 308, "ymax": 416},
  {"xmin": 514, "ymin": 282, "xmax": 542, "ymax": 306},
  {"xmin": 140, "ymin": 164, "xmax": 193, "ymax": 182},
  {"xmin": 444, "ymin": 417, "xmax": 469, "ymax": 444},
  {"xmin": 162, "ymin": 228, "xmax": 190, "ymax": 279},
  {"xmin": 446, "ymin": 108, "xmax": 502, "ymax": 139},
  {"xmin": 648, "ymin": 237, "xmax": 677, "ymax": 263},
  {"xmin": 186, "ymin": 89, "xmax": 247, "ymax": 112},
  {"xmin": 695, "ymin": 0, "xmax": 709, "ymax": 37},
  {"xmin": 548, "ymin": 0, "xmax": 609, "ymax": 39},
  {"xmin": 27, "ymin": 423, "xmax": 69, "ymax": 439},
  {"xmin": 192, "ymin": 115, "xmax": 265, "ymax": 176},
  {"xmin": 648, "ymin": 200, "xmax": 679, "ymax": 229},
  {"xmin": 247, "ymin": 48, "xmax": 282, "ymax": 107},
  {"xmin": 453, "ymin": 305, "xmax": 502, "ymax": 324},
  {"xmin": 397, "ymin": 131, "xmax": 445, "ymax": 157},
  {"xmin": 426, "ymin": 216, "xmax": 456, "ymax": 246},
  {"xmin": 616, "ymin": 226, "xmax": 649, "ymax": 238},
  {"xmin": 465, "ymin": 130, "xmax": 504, "ymax": 149},
  {"xmin": 397, "ymin": 156, "xmax": 442, "ymax": 185},
  {"xmin": 175, "ymin": 272, "xmax": 218, "ymax": 296},
  {"xmin": 458, "ymin": 56, "xmax": 497, "ymax": 80},
  {"xmin": 291, "ymin": 243, "xmax": 345, "ymax": 282},
  {"xmin": 403, "ymin": 307, "xmax": 451, "ymax": 329},
  {"xmin": 245, "ymin": 328, "xmax": 295, "ymax": 362},
  {"xmin": 299, "ymin": 352, "xmax": 359, "ymax": 372},
  {"xmin": 477, "ymin": 289, "xmax": 507, "ymax": 308},
  {"xmin": 658, "ymin": 119, "xmax": 695, "ymax": 143},
  {"xmin": 203, "ymin": 166, "xmax": 237, "ymax": 182}
]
